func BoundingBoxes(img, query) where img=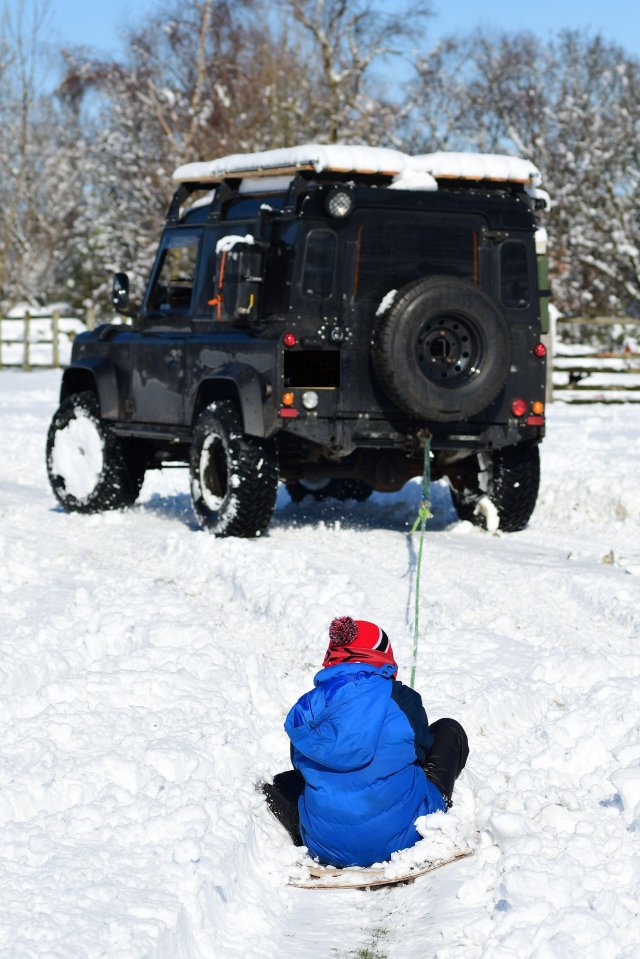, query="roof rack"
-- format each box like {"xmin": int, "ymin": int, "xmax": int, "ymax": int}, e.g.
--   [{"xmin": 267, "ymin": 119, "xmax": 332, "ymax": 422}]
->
[
  {"xmin": 172, "ymin": 143, "xmax": 549, "ymax": 206},
  {"xmin": 173, "ymin": 144, "xmax": 407, "ymax": 185}
]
